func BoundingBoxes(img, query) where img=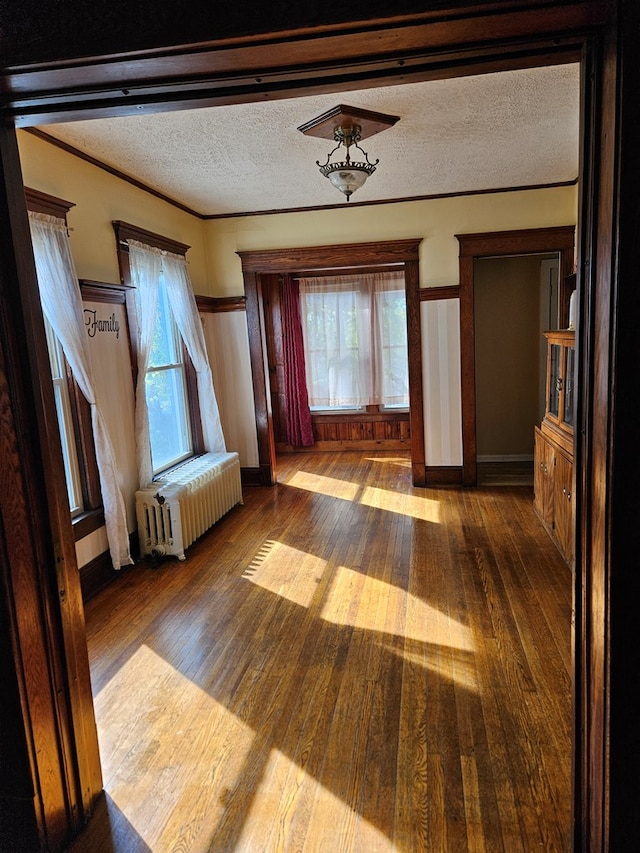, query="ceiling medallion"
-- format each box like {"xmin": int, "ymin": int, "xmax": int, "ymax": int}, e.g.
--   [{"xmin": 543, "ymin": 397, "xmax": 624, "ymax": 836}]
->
[{"xmin": 298, "ymin": 105, "xmax": 400, "ymax": 202}]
